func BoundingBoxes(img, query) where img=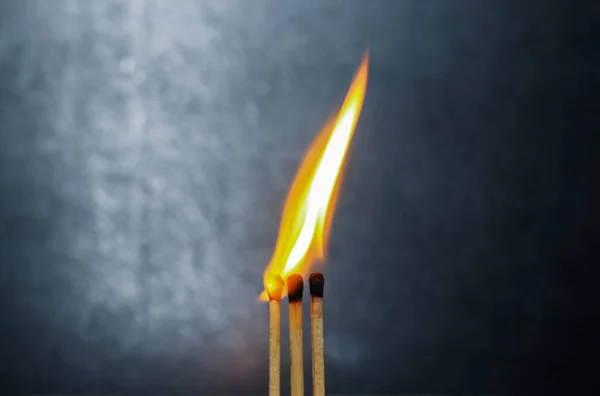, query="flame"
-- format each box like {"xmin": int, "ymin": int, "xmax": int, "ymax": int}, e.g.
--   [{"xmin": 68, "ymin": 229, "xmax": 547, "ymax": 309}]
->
[{"xmin": 259, "ymin": 52, "xmax": 369, "ymax": 301}]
